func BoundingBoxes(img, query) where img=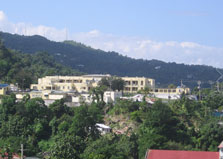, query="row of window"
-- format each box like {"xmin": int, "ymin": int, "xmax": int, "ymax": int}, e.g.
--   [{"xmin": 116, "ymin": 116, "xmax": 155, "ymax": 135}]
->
[
  {"xmin": 58, "ymin": 79, "xmax": 83, "ymax": 83},
  {"xmin": 154, "ymin": 89, "xmax": 176, "ymax": 93},
  {"xmin": 125, "ymin": 81, "xmax": 144, "ymax": 85},
  {"xmin": 42, "ymin": 86, "xmax": 72, "ymax": 90},
  {"xmin": 124, "ymin": 87, "xmax": 144, "ymax": 91}
]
